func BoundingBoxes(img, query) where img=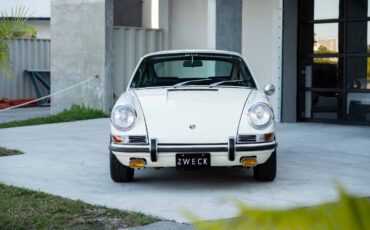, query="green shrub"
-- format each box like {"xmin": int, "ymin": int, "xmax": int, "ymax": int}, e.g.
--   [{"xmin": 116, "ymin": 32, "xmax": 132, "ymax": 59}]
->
[{"xmin": 0, "ymin": 104, "xmax": 106, "ymax": 128}]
